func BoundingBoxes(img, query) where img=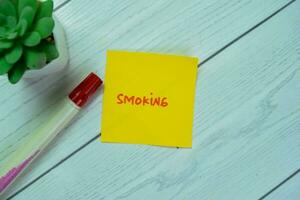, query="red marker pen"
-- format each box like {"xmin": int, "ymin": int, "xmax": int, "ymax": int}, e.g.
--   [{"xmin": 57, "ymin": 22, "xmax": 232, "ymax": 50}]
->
[{"xmin": 0, "ymin": 73, "xmax": 102, "ymax": 195}]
